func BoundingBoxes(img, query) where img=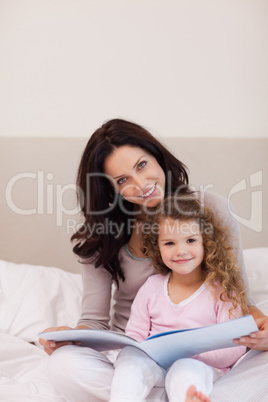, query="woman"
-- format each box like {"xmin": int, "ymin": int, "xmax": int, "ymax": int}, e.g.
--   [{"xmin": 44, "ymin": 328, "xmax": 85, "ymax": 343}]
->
[{"xmin": 40, "ymin": 119, "xmax": 268, "ymax": 402}]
